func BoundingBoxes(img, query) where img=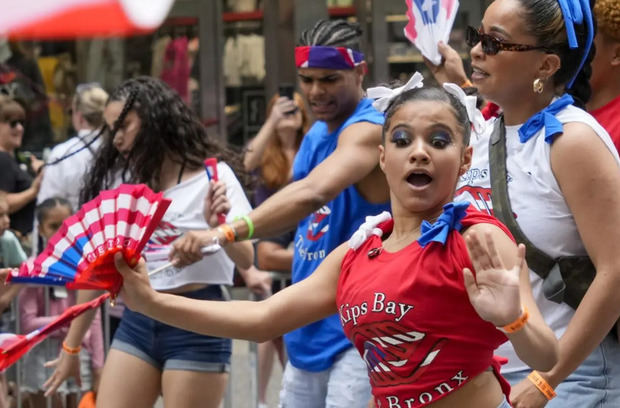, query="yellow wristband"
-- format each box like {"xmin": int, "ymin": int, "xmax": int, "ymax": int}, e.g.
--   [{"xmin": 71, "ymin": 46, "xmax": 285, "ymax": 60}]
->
[
  {"xmin": 62, "ymin": 341, "xmax": 81, "ymax": 355},
  {"xmin": 461, "ymin": 79, "xmax": 473, "ymax": 88},
  {"xmin": 497, "ymin": 306, "xmax": 529, "ymax": 334},
  {"xmin": 527, "ymin": 370, "xmax": 557, "ymax": 400}
]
